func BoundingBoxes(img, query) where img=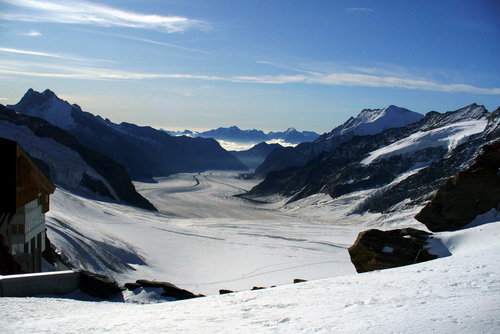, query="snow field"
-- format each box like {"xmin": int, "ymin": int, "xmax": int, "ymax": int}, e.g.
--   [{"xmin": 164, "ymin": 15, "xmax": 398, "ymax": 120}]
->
[
  {"xmin": 46, "ymin": 172, "xmax": 372, "ymax": 295},
  {"xmin": 1, "ymin": 171, "xmax": 498, "ymax": 333},
  {"xmin": 361, "ymin": 120, "xmax": 488, "ymax": 165},
  {"xmin": 1, "ymin": 219, "xmax": 498, "ymax": 333}
]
